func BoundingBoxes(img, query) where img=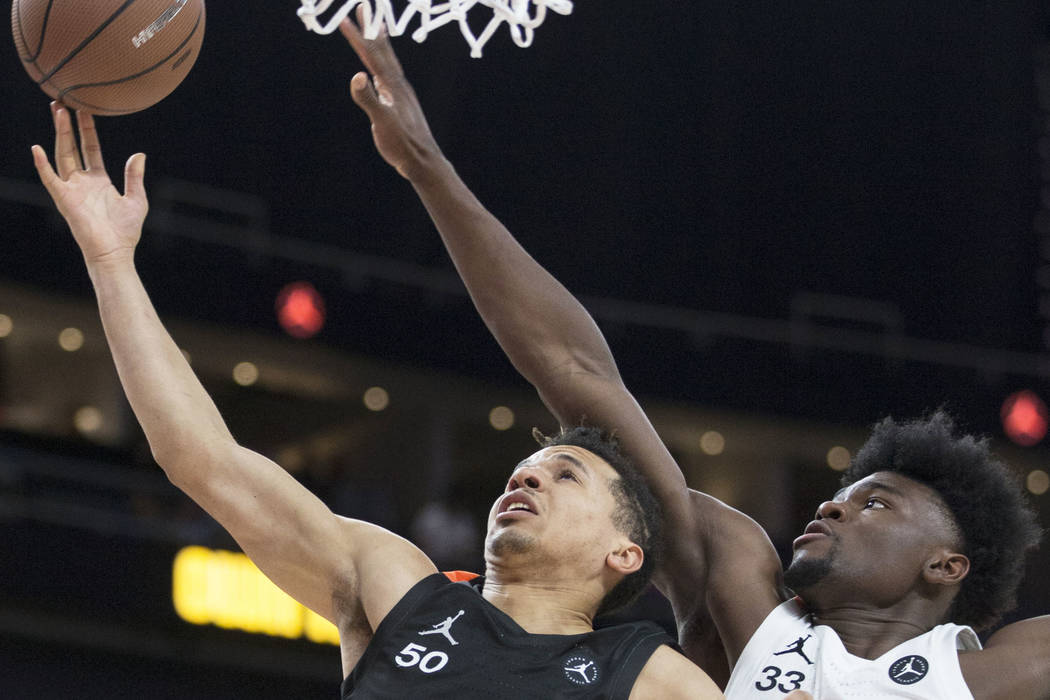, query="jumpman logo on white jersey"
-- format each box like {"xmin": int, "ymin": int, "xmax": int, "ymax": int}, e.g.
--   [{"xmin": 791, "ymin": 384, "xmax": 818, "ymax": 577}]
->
[
  {"xmin": 564, "ymin": 660, "xmax": 595, "ymax": 683},
  {"xmin": 418, "ymin": 610, "xmax": 466, "ymax": 646},
  {"xmin": 894, "ymin": 657, "xmax": 920, "ymax": 679}
]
